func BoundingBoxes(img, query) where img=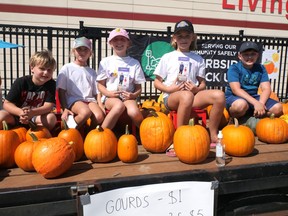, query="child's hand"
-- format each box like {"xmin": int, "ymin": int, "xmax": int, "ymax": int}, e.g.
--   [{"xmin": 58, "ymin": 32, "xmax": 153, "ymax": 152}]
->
[
  {"xmin": 184, "ymin": 81, "xmax": 198, "ymax": 94},
  {"xmin": 119, "ymin": 91, "xmax": 135, "ymax": 101},
  {"xmin": 109, "ymin": 90, "xmax": 122, "ymax": 98},
  {"xmin": 253, "ymin": 102, "xmax": 267, "ymax": 117},
  {"xmin": 61, "ymin": 108, "xmax": 74, "ymax": 121}
]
